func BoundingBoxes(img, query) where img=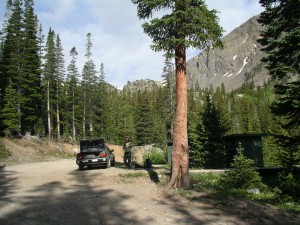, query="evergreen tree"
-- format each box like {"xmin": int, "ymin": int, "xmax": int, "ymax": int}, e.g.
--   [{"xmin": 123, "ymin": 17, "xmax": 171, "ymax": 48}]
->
[
  {"xmin": 93, "ymin": 63, "xmax": 108, "ymax": 138},
  {"xmin": 220, "ymin": 146, "xmax": 265, "ymax": 189},
  {"xmin": 202, "ymin": 94, "xmax": 230, "ymax": 168},
  {"xmin": 188, "ymin": 91, "xmax": 205, "ymax": 168},
  {"xmin": 120, "ymin": 91, "xmax": 136, "ymax": 143},
  {"xmin": 1, "ymin": 81, "xmax": 21, "ymax": 137},
  {"xmin": 54, "ymin": 34, "xmax": 65, "ymax": 139},
  {"xmin": 65, "ymin": 47, "xmax": 80, "ymax": 141},
  {"xmin": 258, "ymin": 0, "xmax": 300, "ymax": 130},
  {"xmin": 0, "ymin": 0, "xmax": 24, "ymax": 135},
  {"xmin": 0, "ymin": 31, "xmax": 5, "ymax": 134},
  {"xmin": 42, "ymin": 28, "xmax": 56, "ymax": 139},
  {"xmin": 0, "ymin": 0, "xmax": 13, "ymax": 94},
  {"xmin": 132, "ymin": 0, "xmax": 223, "ymax": 188},
  {"xmin": 152, "ymin": 87, "xmax": 168, "ymax": 147},
  {"xmin": 81, "ymin": 33, "xmax": 97, "ymax": 139},
  {"xmin": 107, "ymin": 90, "xmax": 125, "ymax": 143},
  {"xmin": 270, "ymin": 116, "xmax": 300, "ymax": 172},
  {"xmin": 258, "ymin": 0, "xmax": 300, "ymax": 168},
  {"xmin": 134, "ymin": 91, "xmax": 155, "ymax": 145},
  {"xmin": 36, "ymin": 22, "xmax": 44, "ymax": 59},
  {"xmin": 161, "ymin": 56, "xmax": 175, "ymax": 140},
  {"xmin": 21, "ymin": 0, "xmax": 41, "ymax": 134}
]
